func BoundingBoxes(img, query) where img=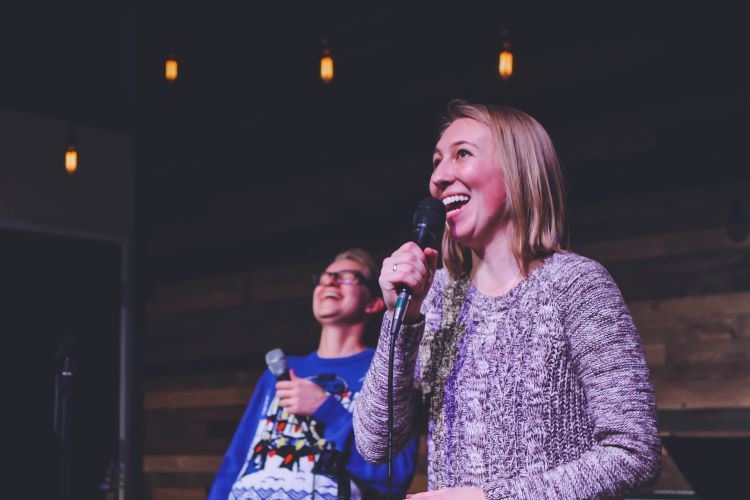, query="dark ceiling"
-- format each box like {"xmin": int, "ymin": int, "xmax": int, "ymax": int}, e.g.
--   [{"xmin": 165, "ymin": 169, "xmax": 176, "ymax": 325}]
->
[{"xmin": 1, "ymin": 2, "xmax": 747, "ymax": 204}]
